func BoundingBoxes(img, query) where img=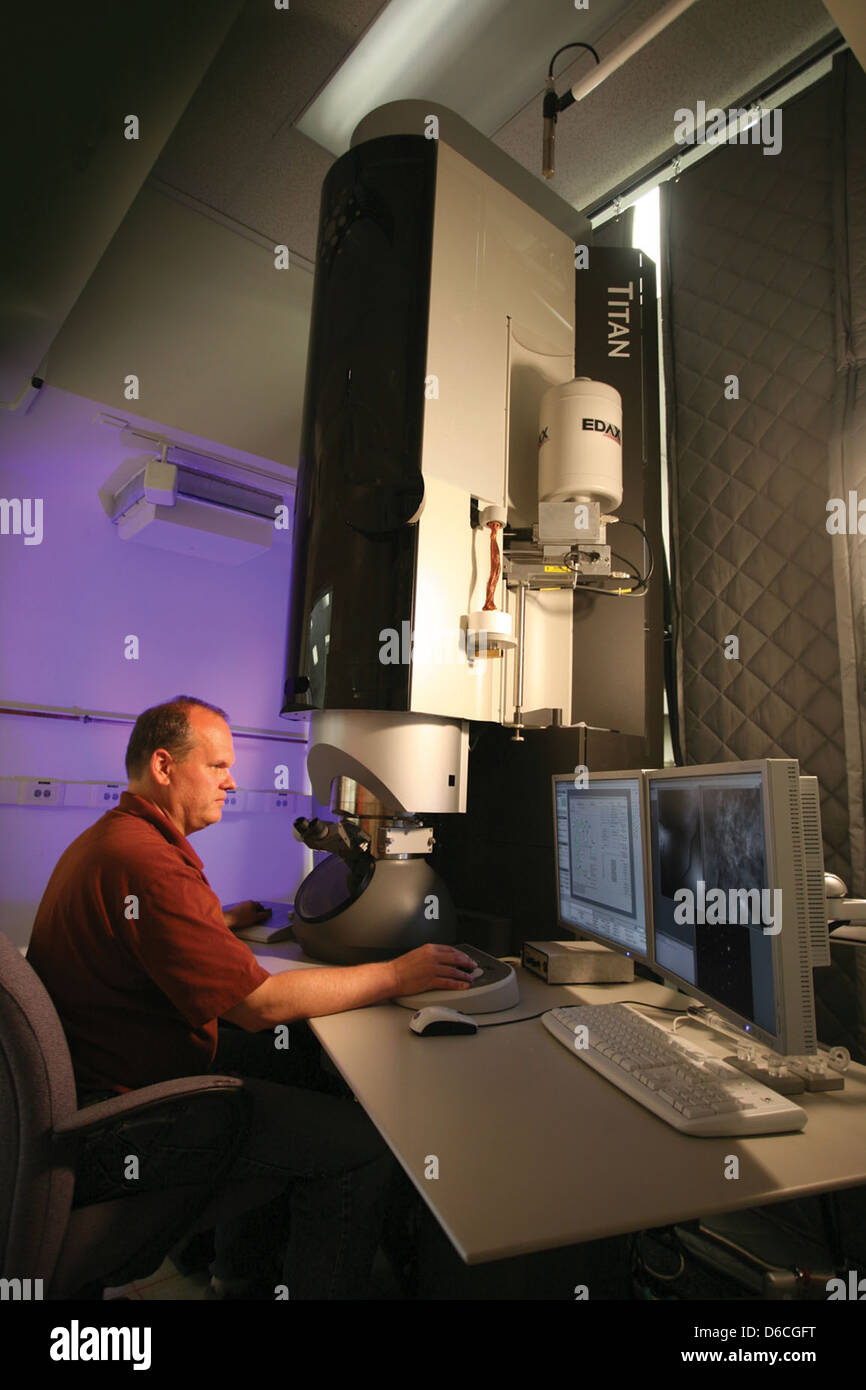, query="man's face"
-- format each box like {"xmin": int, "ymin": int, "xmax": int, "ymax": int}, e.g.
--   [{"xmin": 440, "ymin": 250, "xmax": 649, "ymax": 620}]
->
[{"xmin": 169, "ymin": 711, "xmax": 237, "ymax": 836}]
